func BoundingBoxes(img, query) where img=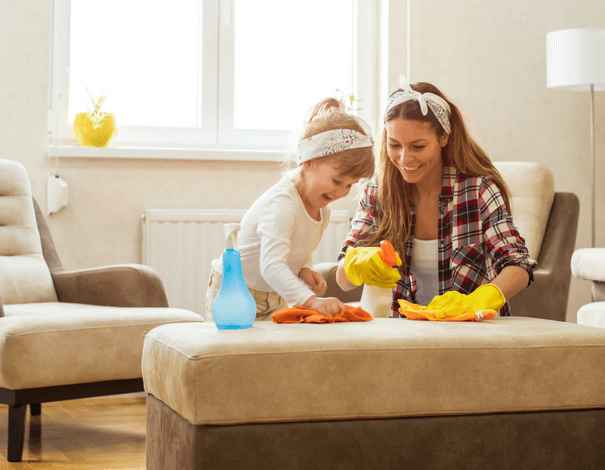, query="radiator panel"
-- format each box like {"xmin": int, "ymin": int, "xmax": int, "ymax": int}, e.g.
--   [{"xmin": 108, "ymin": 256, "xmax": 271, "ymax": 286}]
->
[{"xmin": 142, "ymin": 209, "xmax": 351, "ymax": 316}]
